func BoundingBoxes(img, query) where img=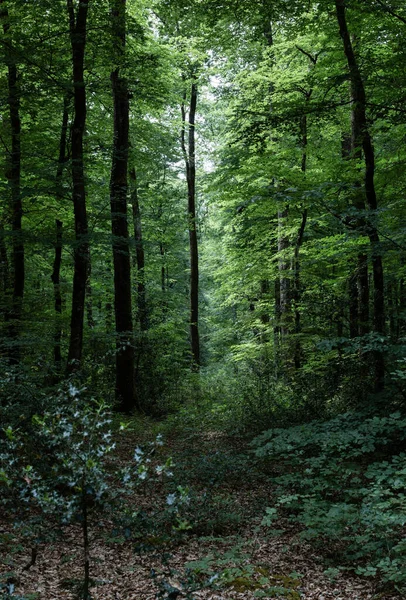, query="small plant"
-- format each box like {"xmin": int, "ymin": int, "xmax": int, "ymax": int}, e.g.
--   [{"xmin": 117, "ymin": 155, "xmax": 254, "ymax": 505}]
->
[{"xmin": 1, "ymin": 385, "xmax": 172, "ymax": 599}]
